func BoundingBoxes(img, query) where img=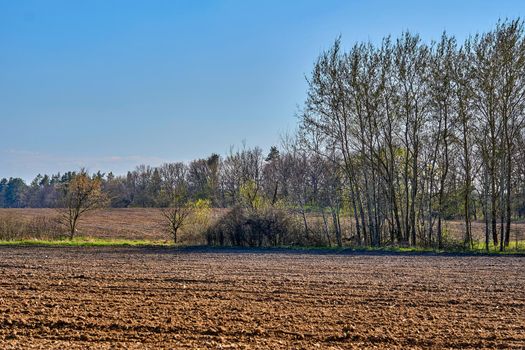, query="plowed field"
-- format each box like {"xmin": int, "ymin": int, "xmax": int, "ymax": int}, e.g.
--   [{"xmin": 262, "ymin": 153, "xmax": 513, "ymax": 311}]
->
[{"xmin": 0, "ymin": 247, "xmax": 523, "ymax": 349}]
